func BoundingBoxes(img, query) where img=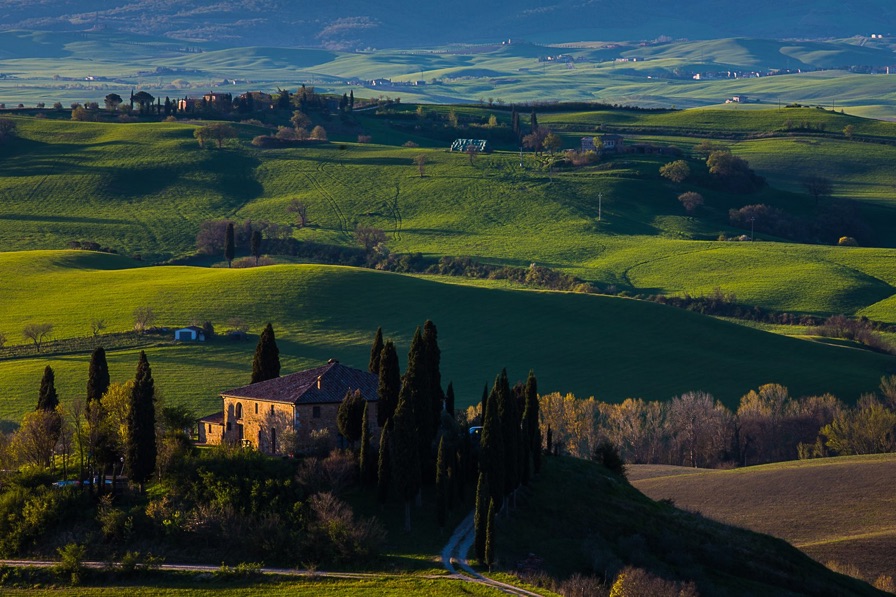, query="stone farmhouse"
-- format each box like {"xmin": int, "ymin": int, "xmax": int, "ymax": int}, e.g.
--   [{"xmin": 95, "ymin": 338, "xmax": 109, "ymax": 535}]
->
[{"xmin": 198, "ymin": 360, "xmax": 380, "ymax": 455}]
